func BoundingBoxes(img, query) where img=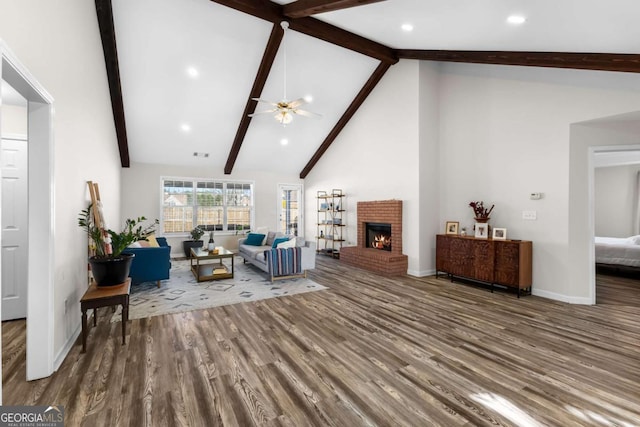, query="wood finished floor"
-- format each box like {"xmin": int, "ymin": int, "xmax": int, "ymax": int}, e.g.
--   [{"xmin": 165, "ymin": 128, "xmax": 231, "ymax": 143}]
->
[{"xmin": 3, "ymin": 258, "xmax": 640, "ymax": 426}]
